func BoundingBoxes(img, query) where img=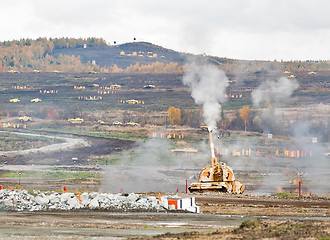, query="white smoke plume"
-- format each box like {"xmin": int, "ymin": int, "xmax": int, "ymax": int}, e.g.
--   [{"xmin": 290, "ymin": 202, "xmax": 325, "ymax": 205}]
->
[
  {"xmin": 183, "ymin": 61, "xmax": 229, "ymax": 129},
  {"xmin": 101, "ymin": 135, "xmax": 210, "ymax": 193},
  {"xmin": 251, "ymin": 76, "xmax": 299, "ymax": 106}
]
